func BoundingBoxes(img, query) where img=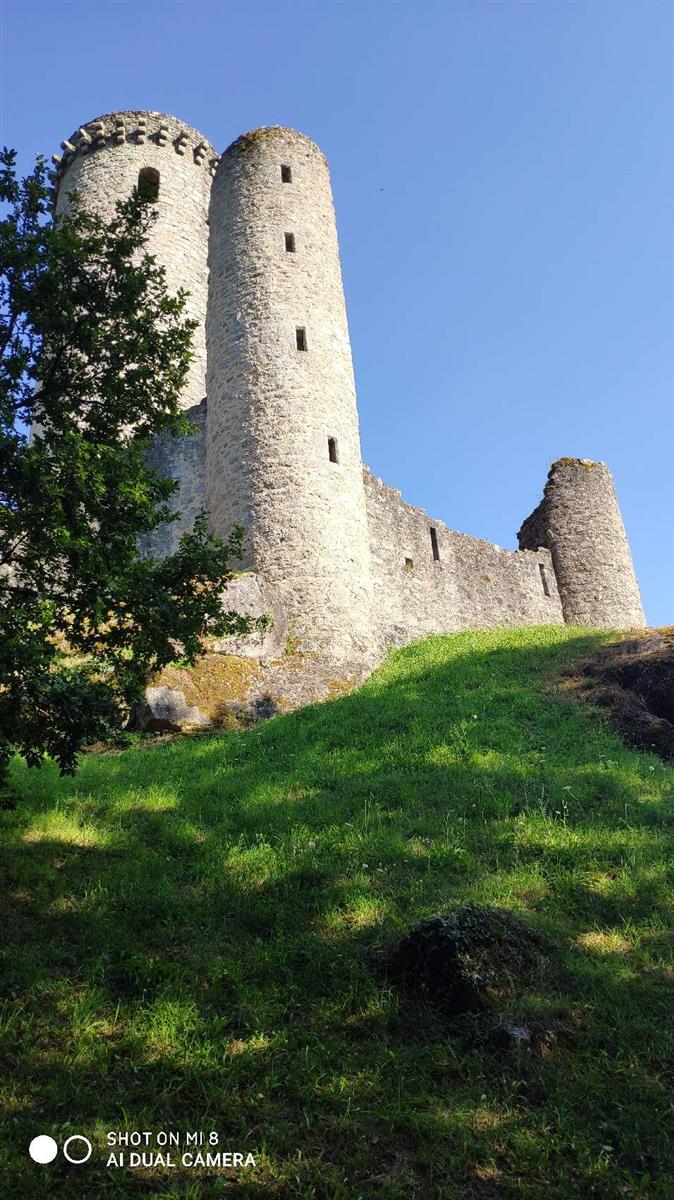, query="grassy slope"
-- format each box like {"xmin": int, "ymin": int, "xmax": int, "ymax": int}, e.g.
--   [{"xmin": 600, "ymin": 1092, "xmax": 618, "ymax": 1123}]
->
[{"xmin": 1, "ymin": 626, "xmax": 673, "ymax": 1200}]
